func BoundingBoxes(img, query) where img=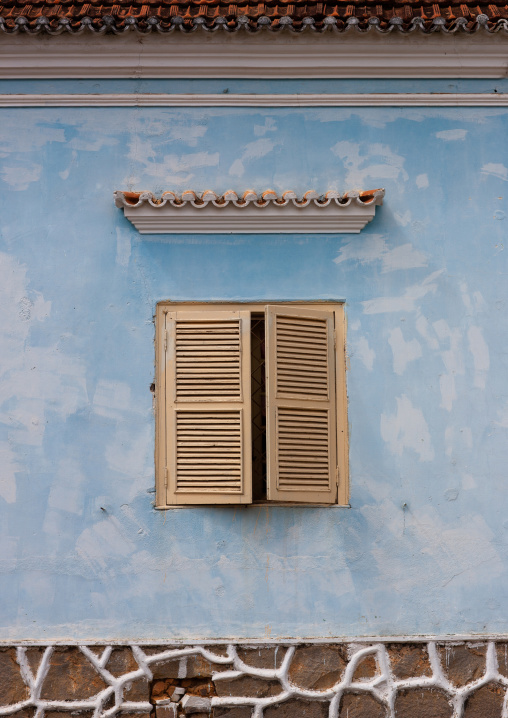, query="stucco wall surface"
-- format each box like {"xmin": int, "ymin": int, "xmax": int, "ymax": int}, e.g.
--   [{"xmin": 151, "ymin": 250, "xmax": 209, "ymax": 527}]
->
[{"xmin": 0, "ymin": 85, "xmax": 507, "ymax": 639}]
